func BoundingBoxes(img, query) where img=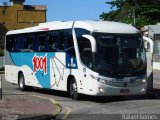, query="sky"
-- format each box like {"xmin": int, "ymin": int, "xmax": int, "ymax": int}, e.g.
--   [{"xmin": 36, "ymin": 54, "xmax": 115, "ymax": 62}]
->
[{"xmin": 1, "ymin": 0, "xmax": 112, "ymax": 22}]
